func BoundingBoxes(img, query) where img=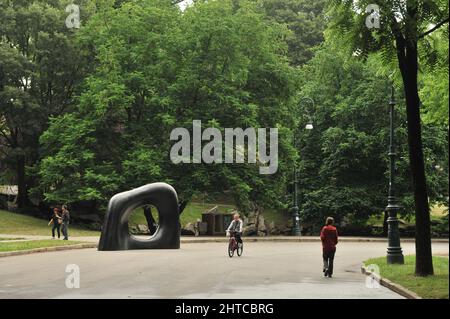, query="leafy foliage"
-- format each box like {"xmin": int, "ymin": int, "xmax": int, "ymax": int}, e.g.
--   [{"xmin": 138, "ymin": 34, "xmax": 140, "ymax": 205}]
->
[
  {"xmin": 296, "ymin": 41, "xmax": 448, "ymax": 227},
  {"xmin": 35, "ymin": 0, "xmax": 299, "ymax": 214}
]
